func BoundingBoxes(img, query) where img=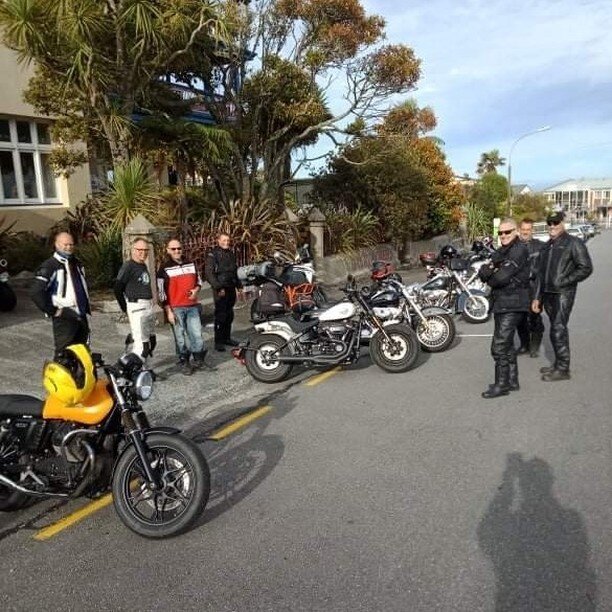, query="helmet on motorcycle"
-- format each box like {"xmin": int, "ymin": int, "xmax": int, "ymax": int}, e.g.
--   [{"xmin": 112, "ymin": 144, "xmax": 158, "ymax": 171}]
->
[
  {"xmin": 43, "ymin": 343, "xmax": 95, "ymax": 405},
  {"xmin": 471, "ymin": 240, "xmax": 485, "ymax": 253},
  {"xmin": 439, "ymin": 245, "xmax": 459, "ymax": 260},
  {"xmin": 371, "ymin": 261, "xmax": 395, "ymax": 281}
]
